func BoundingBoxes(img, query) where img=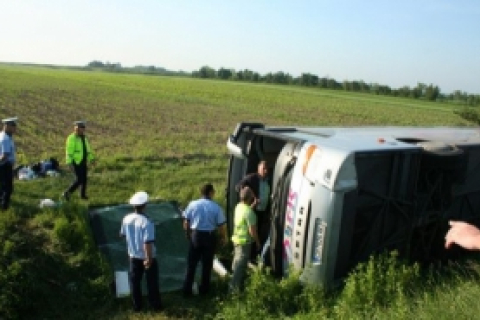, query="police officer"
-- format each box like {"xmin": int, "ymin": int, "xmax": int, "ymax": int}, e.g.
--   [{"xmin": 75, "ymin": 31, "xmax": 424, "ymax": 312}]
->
[
  {"xmin": 63, "ymin": 121, "xmax": 95, "ymax": 201},
  {"xmin": 0, "ymin": 117, "xmax": 17, "ymax": 211},
  {"xmin": 182, "ymin": 183, "xmax": 228, "ymax": 296},
  {"xmin": 120, "ymin": 191, "xmax": 162, "ymax": 312}
]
